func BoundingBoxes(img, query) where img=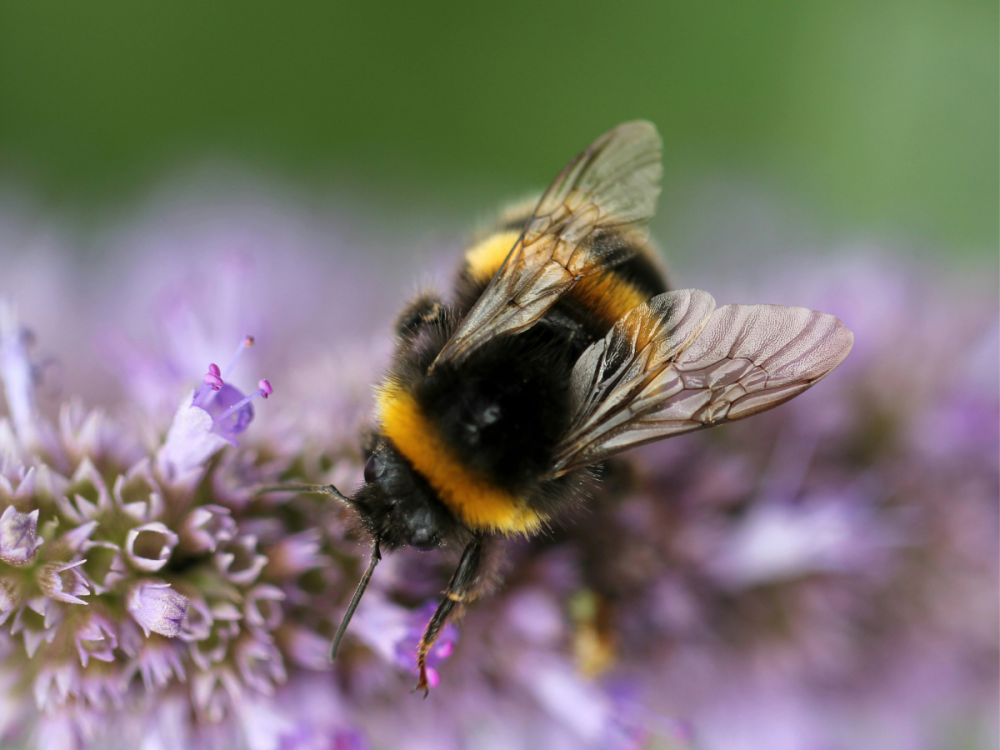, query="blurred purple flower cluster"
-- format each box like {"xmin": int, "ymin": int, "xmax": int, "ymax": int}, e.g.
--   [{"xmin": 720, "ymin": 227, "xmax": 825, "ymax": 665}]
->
[{"xmin": 0, "ymin": 201, "xmax": 995, "ymax": 750}]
